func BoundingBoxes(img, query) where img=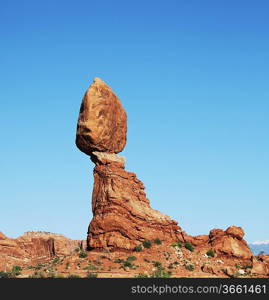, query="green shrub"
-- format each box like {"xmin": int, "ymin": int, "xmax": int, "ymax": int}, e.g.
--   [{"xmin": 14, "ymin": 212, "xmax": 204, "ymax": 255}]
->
[
  {"xmin": 150, "ymin": 269, "xmax": 171, "ymax": 278},
  {"xmin": 126, "ymin": 256, "xmax": 137, "ymax": 262},
  {"xmin": 12, "ymin": 265, "xmax": 22, "ymax": 276},
  {"xmin": 83, "ymin": 264, "xmax": 97, "ymax": 270},
  {"xmin": 154, "ymin": 238, "xmax": 162, "ymax": 245},
  {"xmin": 153, "ymin": 261, "xmax": 163, "ymax": 269},
  {"xmin": 79, "ymin": 250, "xmax": 87, "ymax": 258},
  {"xmin": 171, "ymin": 242, "xmax": 182, "ymax": 248},
  {"xmin": 52, "ymin": 257, "xmax": 60, "ymax": 264},
  {"xmin": 149, "ymin": 261, "xmax": 171, "ymax": 277},
  {"xmin": 134, "ymin": 245, "xmax": 142, "ymax": 252},
  {"xmin": 142, "ymin": 240, "xmax": 152, "ymax": 249},
  {"xmin": 235, "ymin": 263, "xmax": 242, "ymax": 269},
  {"xmin": 206, "ymin": 249, "xmax": 215, "ymax": 257},
  {"xmin": 185, "ymin": 264, "xmax": 194, "ymax": 271},
  {"xmin": 87, "ymin": 272, "xmax": 98, "ymax": 278},
  {"xmin": 123, "ymin": 261, "xmax": 134, "ymax": 268},
  {"xmin": 114, "ymin": 258, "xmax": 123, "ymax": 263},
  {"xmin": 184, "ymin": 242, "xmax": 194, "ymax": 252}
]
